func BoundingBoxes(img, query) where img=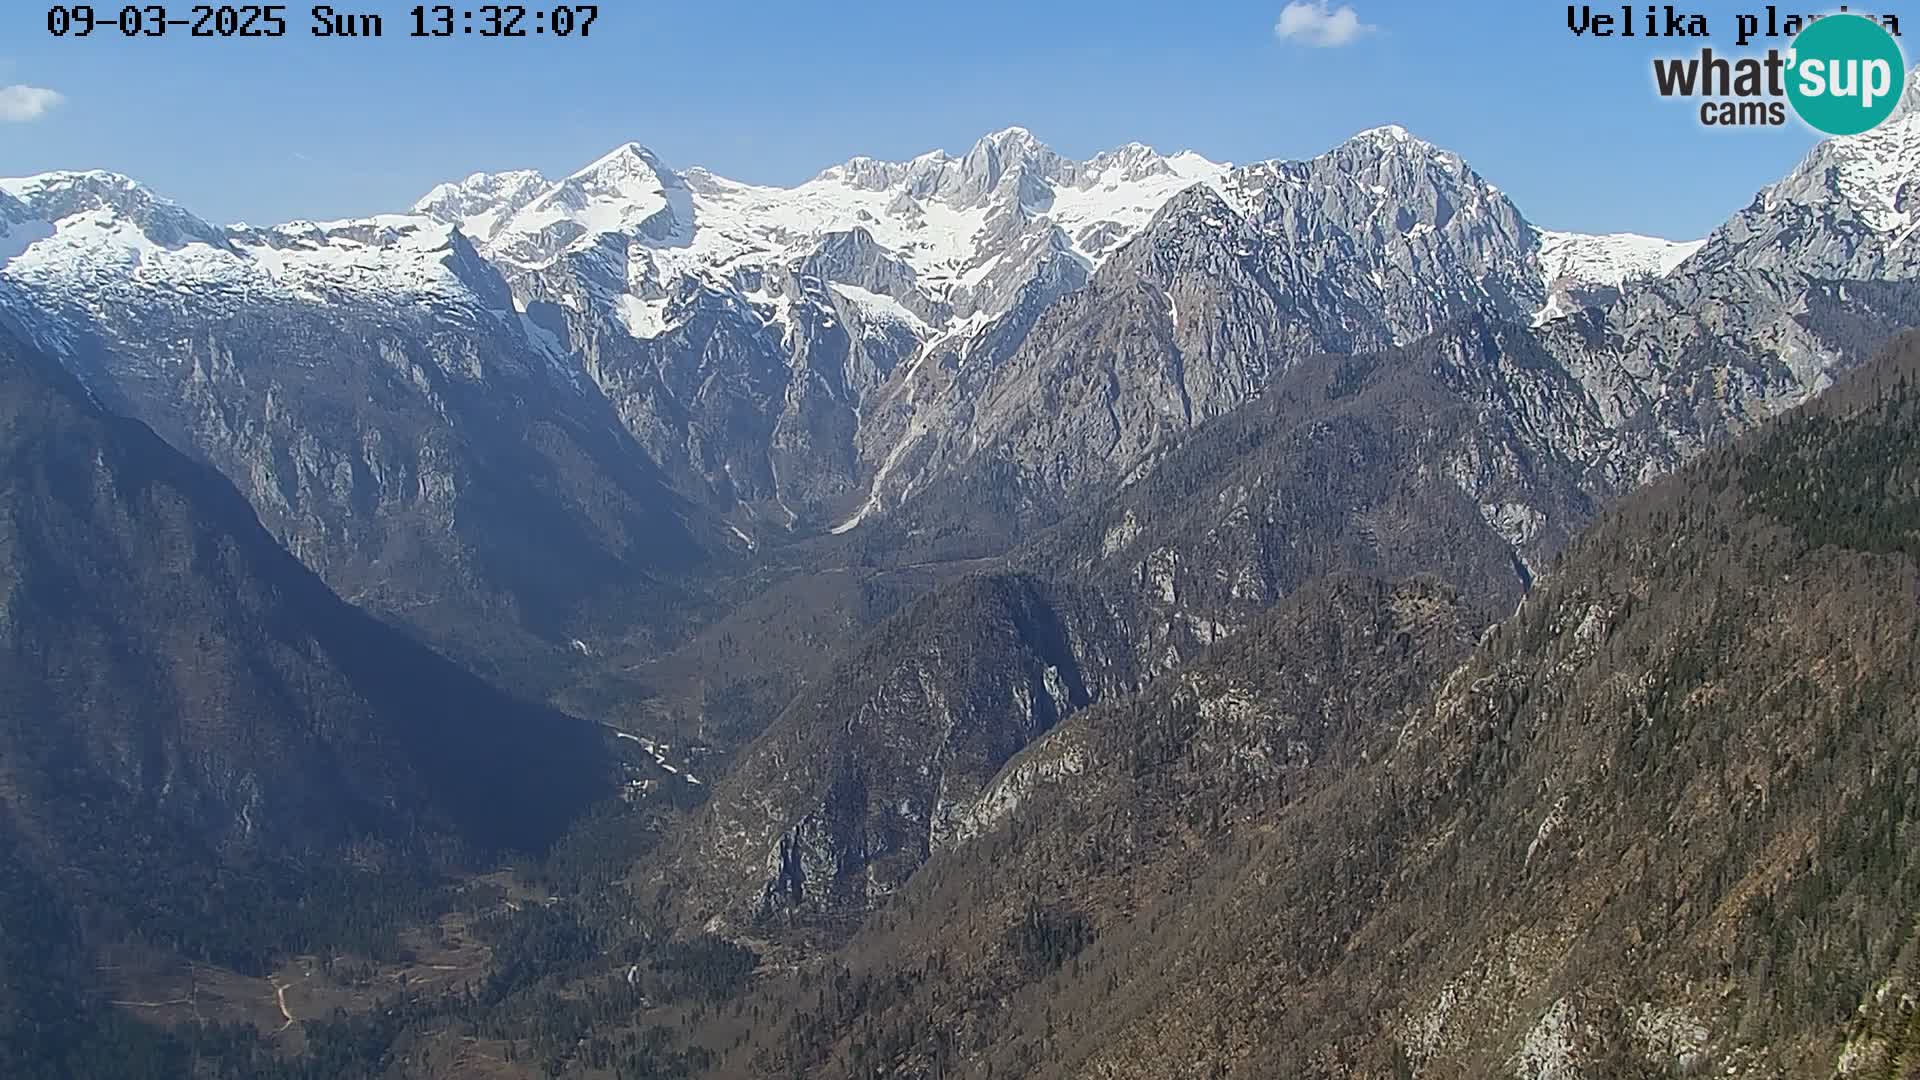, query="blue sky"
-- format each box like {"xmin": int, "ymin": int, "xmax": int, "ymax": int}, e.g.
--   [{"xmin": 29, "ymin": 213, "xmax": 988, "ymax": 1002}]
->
[{"xmin": 0, "ymin": 1, "xmax": 1865, "ymax": 238}]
